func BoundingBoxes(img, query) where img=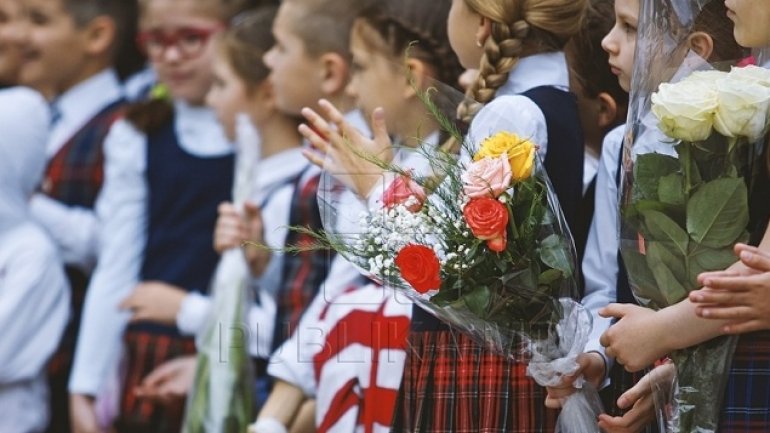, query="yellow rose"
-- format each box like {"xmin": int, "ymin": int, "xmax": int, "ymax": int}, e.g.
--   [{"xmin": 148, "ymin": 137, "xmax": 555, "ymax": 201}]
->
[{"xmin": 474, "ymin": 132, "xmax": 535, "ymax": 181}]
